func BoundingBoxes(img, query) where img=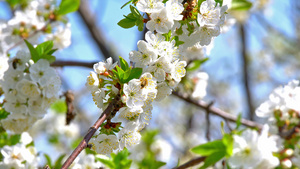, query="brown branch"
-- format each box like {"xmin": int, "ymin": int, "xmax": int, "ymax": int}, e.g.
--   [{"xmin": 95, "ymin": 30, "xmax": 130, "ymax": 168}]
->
[
  {"xmin": 78, "ymin": 0, "xmax": 118, "ymax": 61},
  {"xmin": 205, "ymin": 101, "xmax": 214, "ymax": 141},
  {"xmin": 172, "ymin": 91, "xmax": 262, "ymax": 129},
  {"xmin": 51, "ymin": 60, "xmax": 261, "ymax": 130},
  {"xmin": 51, "ymin": 60, "xmax": 95, "ymax": 68},
  {"xmin": 173, "ymin": 156, "xmax": 206, "ymax": 169},
  {"xmin": 61, "ymin": 96, "xmax": 120, "ymax": 169},
  {"xmin": 240, "ymin": 23, "xmax": 255, "ymax": 121}
]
